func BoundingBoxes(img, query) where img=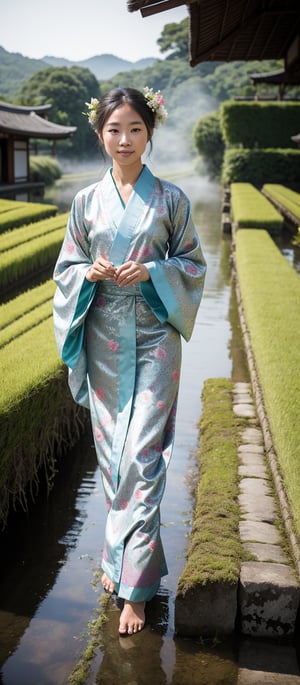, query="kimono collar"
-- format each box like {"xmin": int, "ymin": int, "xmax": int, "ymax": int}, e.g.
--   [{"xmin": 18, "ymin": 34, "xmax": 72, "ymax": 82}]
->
[{"xmin": 108, "ymin": 165, "xmax": 156, "ymax": 267}]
